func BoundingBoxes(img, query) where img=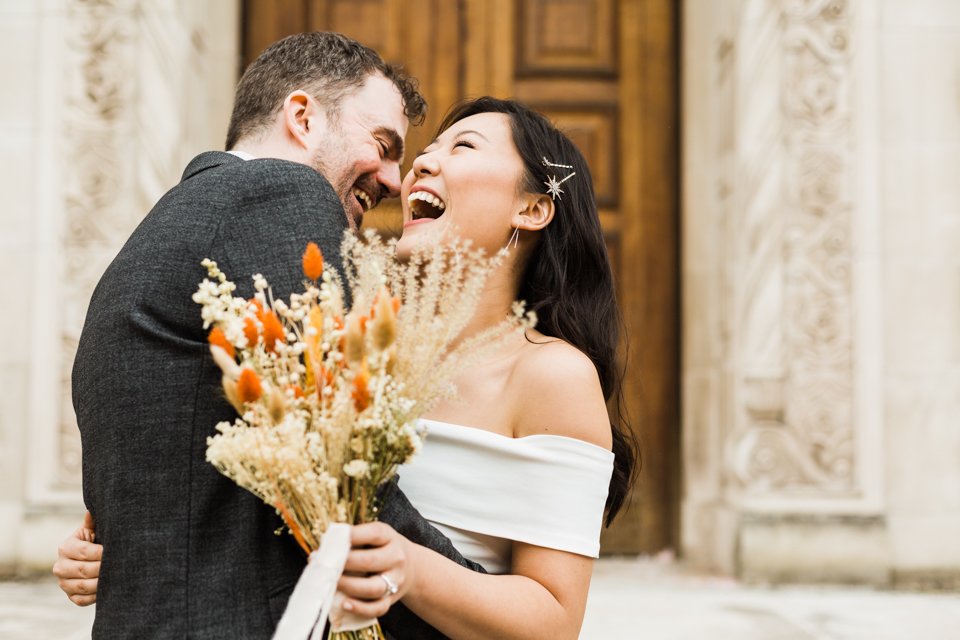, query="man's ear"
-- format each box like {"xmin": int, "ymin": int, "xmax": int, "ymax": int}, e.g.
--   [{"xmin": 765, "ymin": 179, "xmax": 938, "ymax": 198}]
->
[
  {"xmin": 513, "ymin": 193, "xmax": 555, "ymax": 232},
  {"xmin": 282, "ymin": 90, "xmax": 327, "ymax": 149}
]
